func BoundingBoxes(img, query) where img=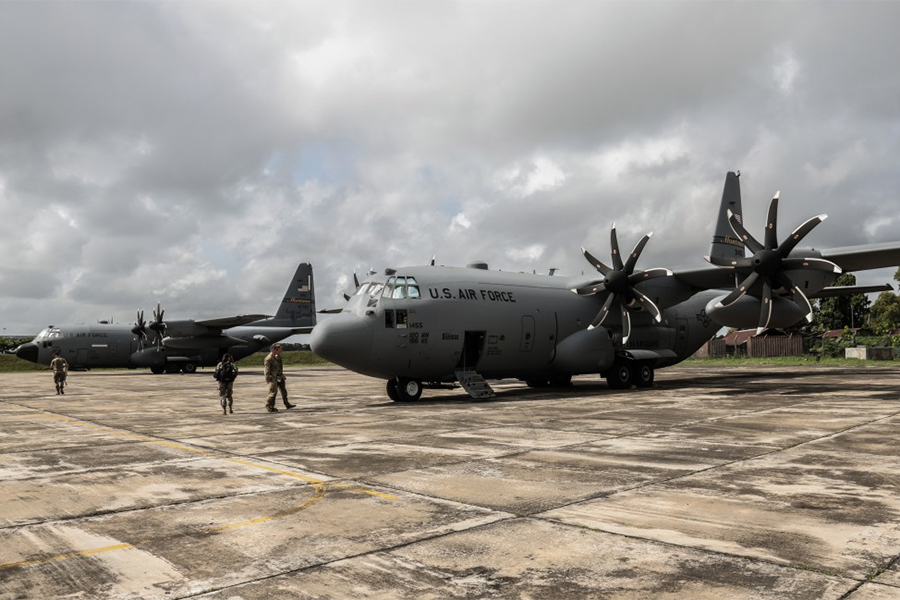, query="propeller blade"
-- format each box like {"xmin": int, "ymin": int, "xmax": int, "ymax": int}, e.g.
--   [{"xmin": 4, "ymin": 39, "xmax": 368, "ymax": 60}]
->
[
  {"xmin": 572, "ymin": 281, "xmax": 608, "ymax": 296},
  {"xmin": 342, "ymin": 292, "xmax": 351, "ymax": 301},
  {"xmin": 781, "ymin": 257, "xmax": 842, "ymax": 274},
  {"xmin": 620, "ymin": 300, "xmax": 632, "ymax": 344},
  {"xmin": 777, "ymin": 214, "xmax": 828, "ymax": 256},
  {"xmin": 632, "ymin": 289, "xmax": 663, "ymax": 323},
  {"xmin": 353, "ymin": 272, "xmax": 360, "ymax": 289},
  {"xmin": 628, "ymin": 267, "xmax": 673, "ymax": 286},
  {"xmin": 610, "ymin": 223, "xmax": 623, "ymax": 271},
  {"xmin": 793, "ymin": 285, "xmax": 814, "ymax": 323},
  {"xmin": 764, "ymin": 193, "xmax": 779, "ymax": 250},
  {"xmin": 757, "ymin": 281, "xmax": 774, "ymax": 335},
  {"xmin": 587, "ymin": 293, "xmax": 616, "ymax": 330},
  {"xmin": 715, "ymin": 271, "xmax": 760, "ymax": 308},
  {"xmin": 727, "ymin": 209, "xmax": 764, "ymax": 254},
  {"xmin": 623, "ymin": 232, "xmax": 652, "ymax": 274},
  {"xmin": 581, "ymin": 247, "xmax": 612, "ymax": 276},
  {"xmin": 704, "ymin": 255, "xmax": 752, "ymax": 268}
]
